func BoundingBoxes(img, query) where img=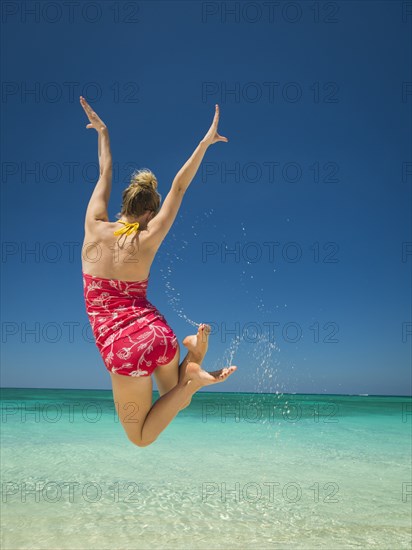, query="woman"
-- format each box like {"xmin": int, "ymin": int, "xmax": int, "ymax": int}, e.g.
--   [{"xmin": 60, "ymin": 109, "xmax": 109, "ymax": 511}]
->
[{"xmin": 80, "ymin": 96, "xmax": 237, "ymax": 447}]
